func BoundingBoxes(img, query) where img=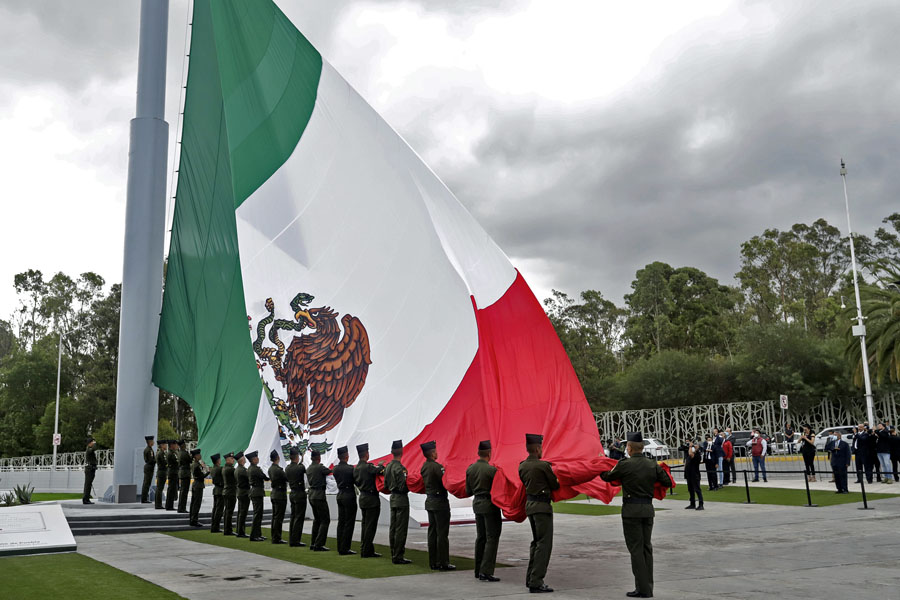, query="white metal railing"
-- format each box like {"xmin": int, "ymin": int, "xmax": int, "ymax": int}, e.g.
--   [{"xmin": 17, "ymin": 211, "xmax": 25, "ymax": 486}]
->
[{"xmin": 0, "ymin": 449, "xmax": 114, "ymax": 472}]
